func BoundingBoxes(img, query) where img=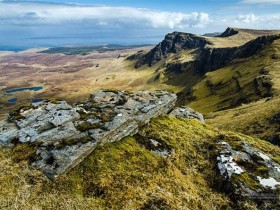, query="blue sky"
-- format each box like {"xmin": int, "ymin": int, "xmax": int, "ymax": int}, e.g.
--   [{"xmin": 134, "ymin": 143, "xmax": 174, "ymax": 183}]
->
[{"xmin": 0, "ymin": 0, "xmax": 280, "ymax": 50}]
